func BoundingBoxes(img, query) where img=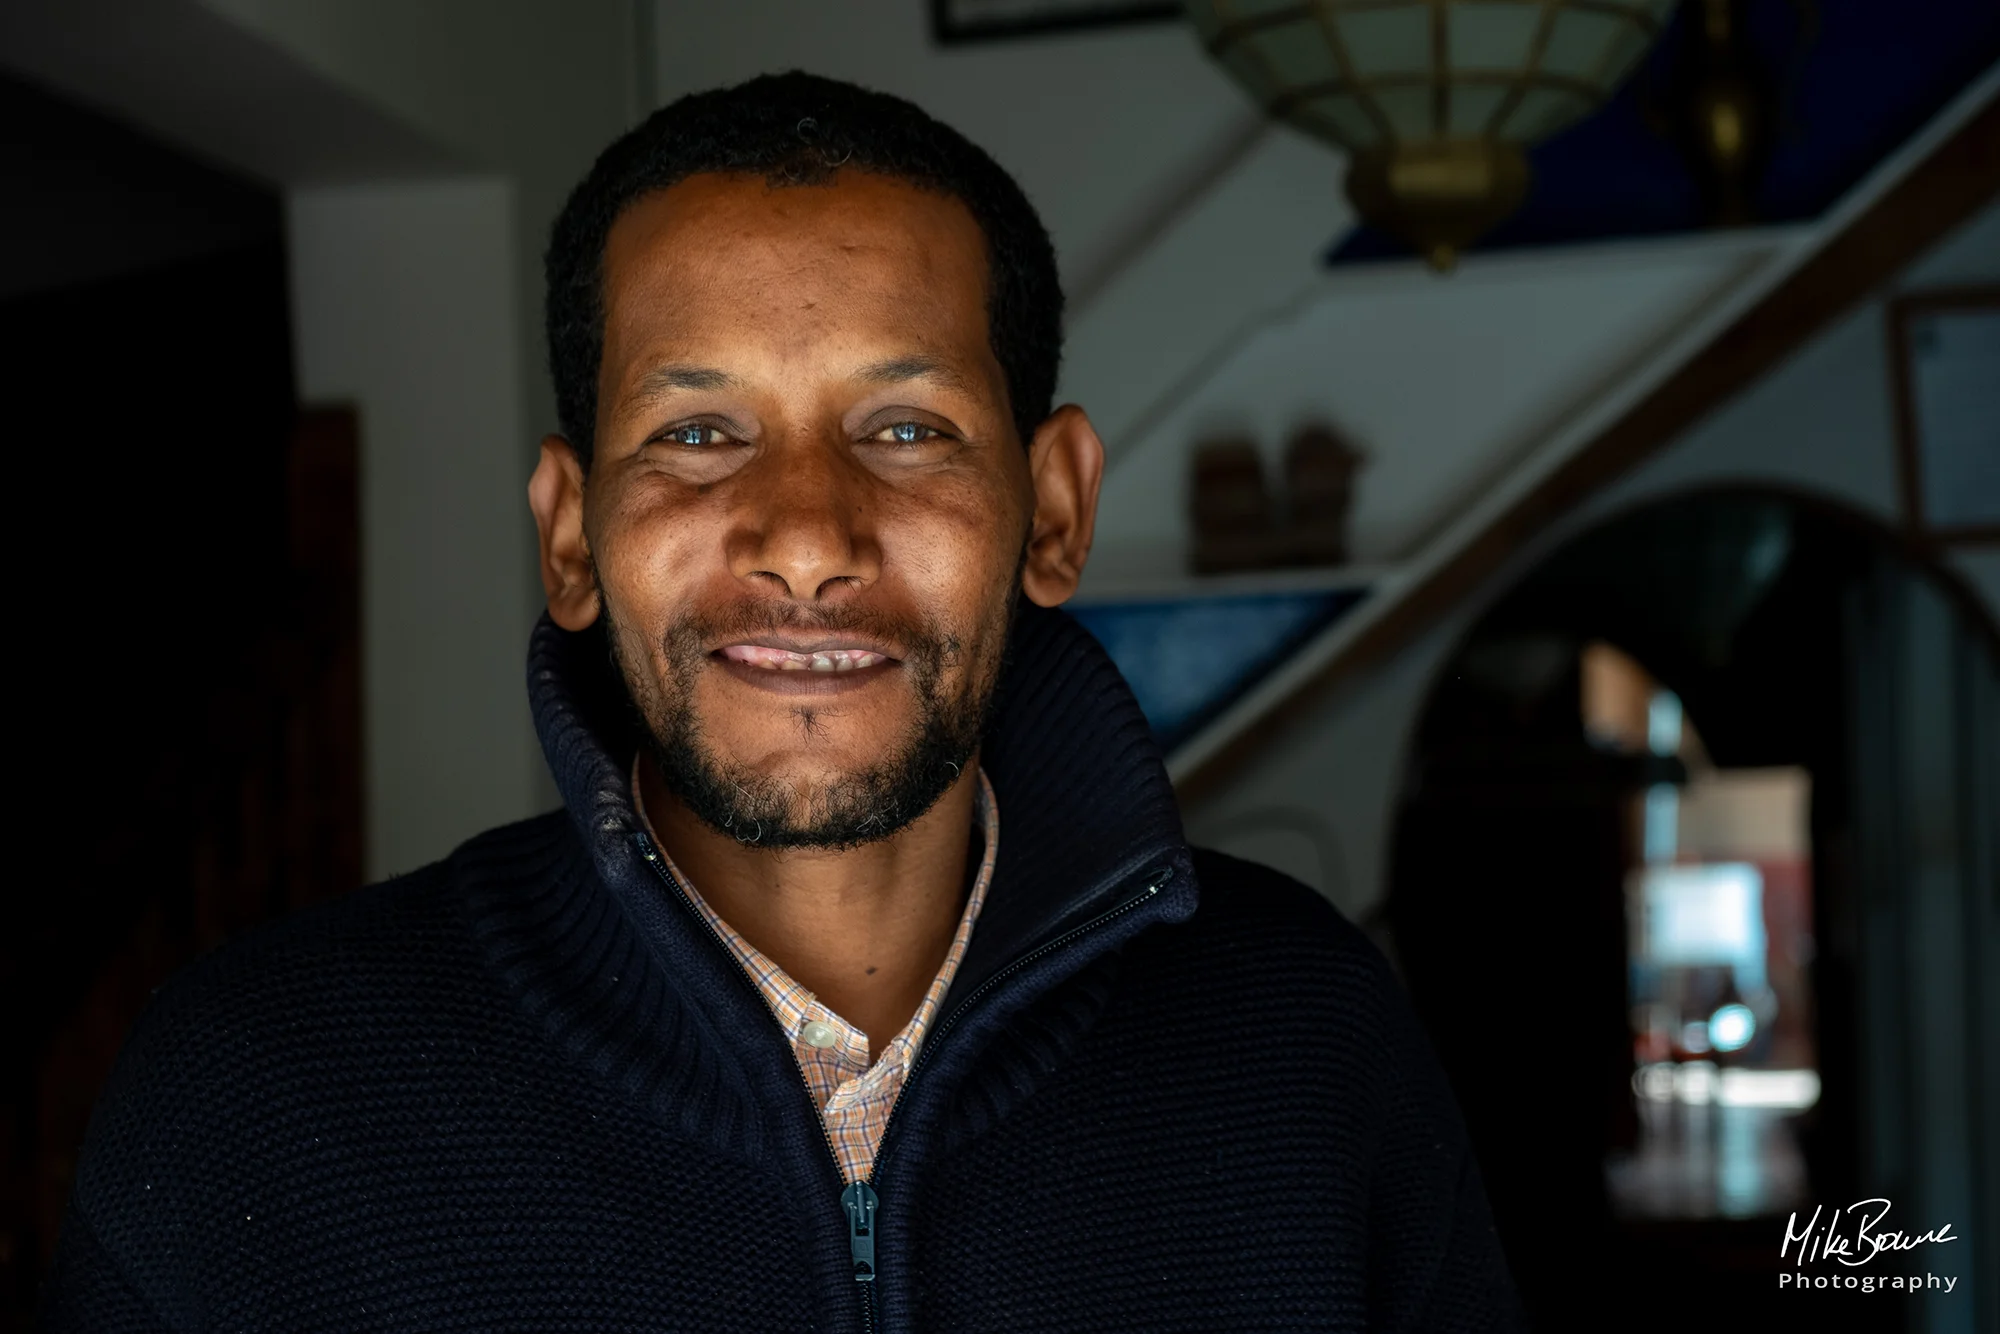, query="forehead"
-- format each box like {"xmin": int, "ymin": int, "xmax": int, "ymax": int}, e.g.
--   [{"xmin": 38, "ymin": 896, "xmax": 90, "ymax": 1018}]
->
[{"xmin": 598, "ymin": 171, "xmax": 993, "ymax": 367}]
